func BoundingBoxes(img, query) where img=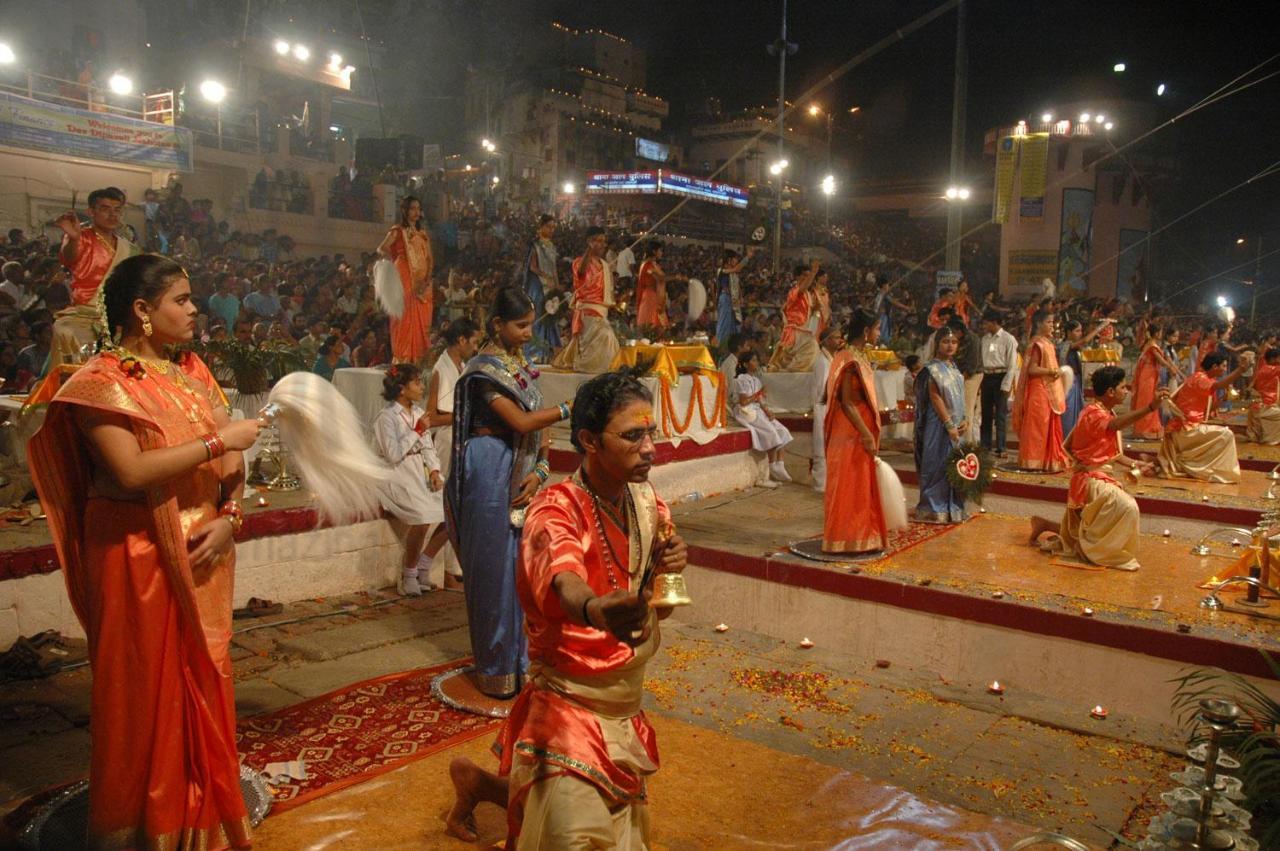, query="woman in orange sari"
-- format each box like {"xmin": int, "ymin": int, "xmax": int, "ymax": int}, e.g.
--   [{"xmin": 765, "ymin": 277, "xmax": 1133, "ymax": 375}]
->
[
  {"xmin": 377, "ymin": 195, "xmax": 434, "ymax": 363},
  {"xmin": 822, "ymin": 308, "xmax": 887, "ymax": 554},
  {"xmin": 1013, "ymin": 309, "xmax": 1069, "ymax": 472},
  {"xmin": 1131, "ymin": 323, "xmax": 1182, "ymax": 440},
  {"xmin": 28, "ymin": 255, "xmax": 261, "ymax": 849}
]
